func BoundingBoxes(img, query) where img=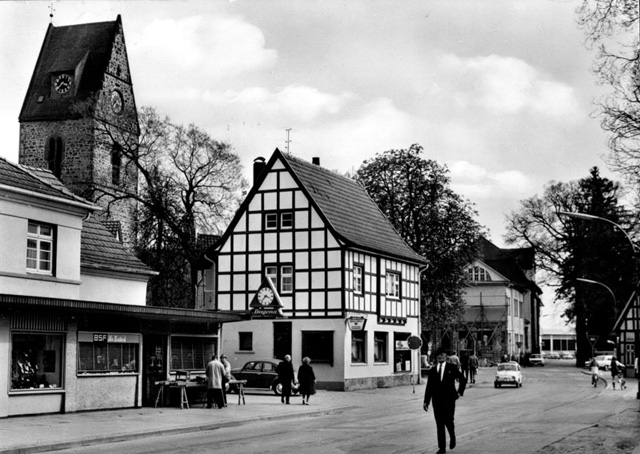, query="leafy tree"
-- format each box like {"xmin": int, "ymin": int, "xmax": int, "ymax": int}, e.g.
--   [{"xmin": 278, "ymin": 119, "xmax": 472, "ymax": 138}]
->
[
  {"xmin": 505, "ymin": 167, "xmax": 634, "ymax": 366},
  {"xmin": 577, "ymin": 1, "xmax": 640, "ymax": 183},
  {"xmin": 355, "ymin": 144, "xmax": 484, "ymax": 337},
  {"xmin": 86, "ymin": 104, "xmax": 247, "ymax": 307}
]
